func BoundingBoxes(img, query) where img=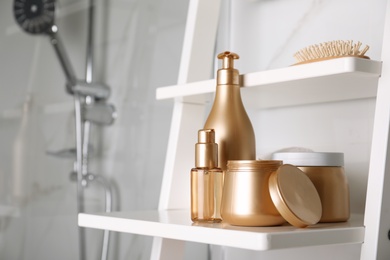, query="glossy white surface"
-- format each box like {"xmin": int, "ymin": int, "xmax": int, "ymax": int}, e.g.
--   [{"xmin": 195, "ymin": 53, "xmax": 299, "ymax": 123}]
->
[
  {"xmin": 79, "ymin": 210, "xmax": 364, "ymax": 251},
  {"xmin": 157, "ymin": 57, "xmax": 381, "ymax": 108}
]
